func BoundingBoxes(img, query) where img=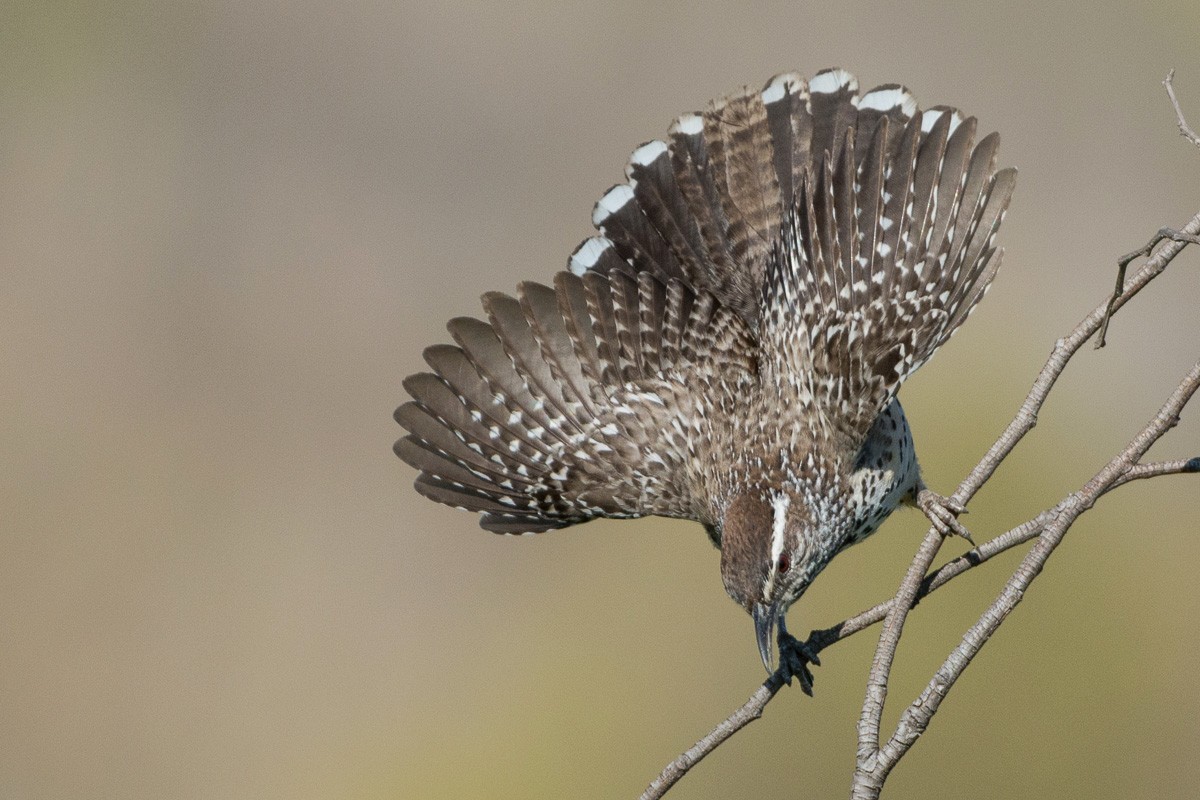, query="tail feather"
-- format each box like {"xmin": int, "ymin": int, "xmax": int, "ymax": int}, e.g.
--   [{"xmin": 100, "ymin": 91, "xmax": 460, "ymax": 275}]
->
[
  {"xmin": 945, "ymin": 168, "xmax": 1016, "ymax": 334},
  {"xmin": 704, "ymin": 88, "xmax": 780, "ymax": 287},
  {"xmin": 567, "ymin": 69, "xmax": 1013, "ymax": 379},
  {"xmin": 636, "ymin": 271, "xmax": 668, "ymax": 375},
  {"xmin": 608, "ymin": 269, "xmax": 644, "ymax": 381},
  {"xmin": 878, "ymin": 117, "xmax": 923, "ymax": 301},
  {"xmin": 915, "ymin": 115, "xmax": 978, "ymax": 303},
  {"xmin": 660, "ymin": 278, "xmax": 694, "ymax": 367},
  {"xmin": 579, "ymin": 271, "xmax": 623, "ymax": 385},
  {"xmin": 762, "ymin": 72, "xmax": 810, "ymax": 213},
  {"xmin": 666, "ymin": 113, "xmax": 741, "ymax": 308},
  {"xmin": 903, "ymin": 117, "xmax": 950, "ymax": 277},
  {"xmin": 568, "ymin": 235, "xmax": 627, "ymax": 277},
  {"xmin": 854, "ymin": 84, "xmax": 917, "ymax": 164},
  {"xmin": 591, "ymin": 181, "xmax": 687, "ymax": 284},
  {"xmin": 853, "ymin": 118, "xmax": 889, "ymax": 302},
  {"xmin": 946, "ymin": 131, "xmax": 1000, "ymax": 278},
  {"xmin": 623, "ymin": 141, "xmax": 711, "ymax": 287},
  {"xmin": 807, "ymin": 68, "xmax": 860, "ymax": 167}
]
